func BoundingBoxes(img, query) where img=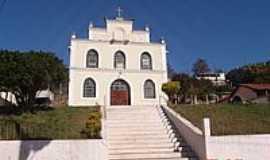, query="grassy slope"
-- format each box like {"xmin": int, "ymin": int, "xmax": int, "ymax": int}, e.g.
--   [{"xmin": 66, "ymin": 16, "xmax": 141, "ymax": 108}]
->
[
  {"xmin": 0, "ymin": 106, "xmax": 100, "ymax": 139},
  {"xmin": 170, "ymin": 104, "xmax": 270, "ymax": 135}
]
